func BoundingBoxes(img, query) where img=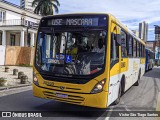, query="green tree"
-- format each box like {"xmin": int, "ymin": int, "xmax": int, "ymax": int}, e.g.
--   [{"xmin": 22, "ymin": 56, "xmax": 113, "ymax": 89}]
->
[{"xmin": 32, "ymin": 0, "xmax": 60, "ymax": 16}]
